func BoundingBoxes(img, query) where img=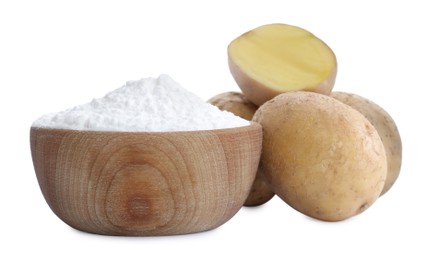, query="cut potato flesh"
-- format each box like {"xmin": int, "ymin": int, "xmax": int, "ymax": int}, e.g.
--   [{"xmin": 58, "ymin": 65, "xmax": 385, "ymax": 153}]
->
[{"xmin": 228, "ymin": 24, "xmax": 337, "ymax": 106}]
